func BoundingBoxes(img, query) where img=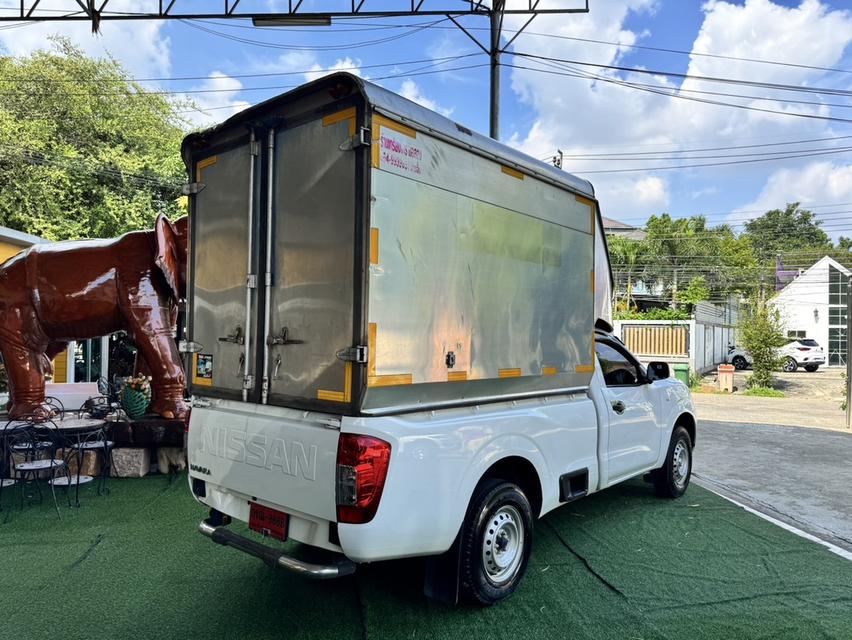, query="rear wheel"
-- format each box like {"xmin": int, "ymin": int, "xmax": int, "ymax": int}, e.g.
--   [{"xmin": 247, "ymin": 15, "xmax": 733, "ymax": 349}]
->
[
  {"xmin": 732, "ymin": 355, "xmax": 748, "ymax": 370},
  {"xmin": 804, "ymin": 364, "xmax": 819, "ymax": 372},
  {"xmin": 782, "ymin": 357, "xmax": 798, "ymax": 372},
  {"xmin": 652, "ymin": 426, "xmax": 692, "ymax": 499},
  {"xmin": 458, "ymin": 480, "xmax": 533, "ymax": 606}
]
